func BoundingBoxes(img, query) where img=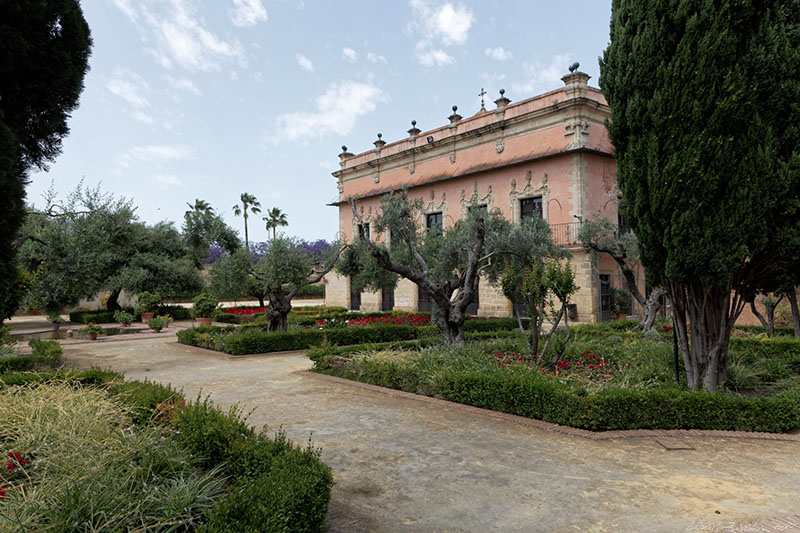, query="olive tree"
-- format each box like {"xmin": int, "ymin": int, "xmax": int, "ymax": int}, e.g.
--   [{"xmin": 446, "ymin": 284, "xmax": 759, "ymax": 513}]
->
[
  {"xmin": 344, "ymin": 191, "xmax": 507, "ymax": 346},
  {"xmin": 251, "ymin": 237, "xmax": 342, "ymax": 332},
  {"xmin": 486, "ymin": 217, "xmax": 578, "ymax": 362},
  {"xmin": 577, "ymin": 217, "xmax": 665, "ymax": 331}
]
